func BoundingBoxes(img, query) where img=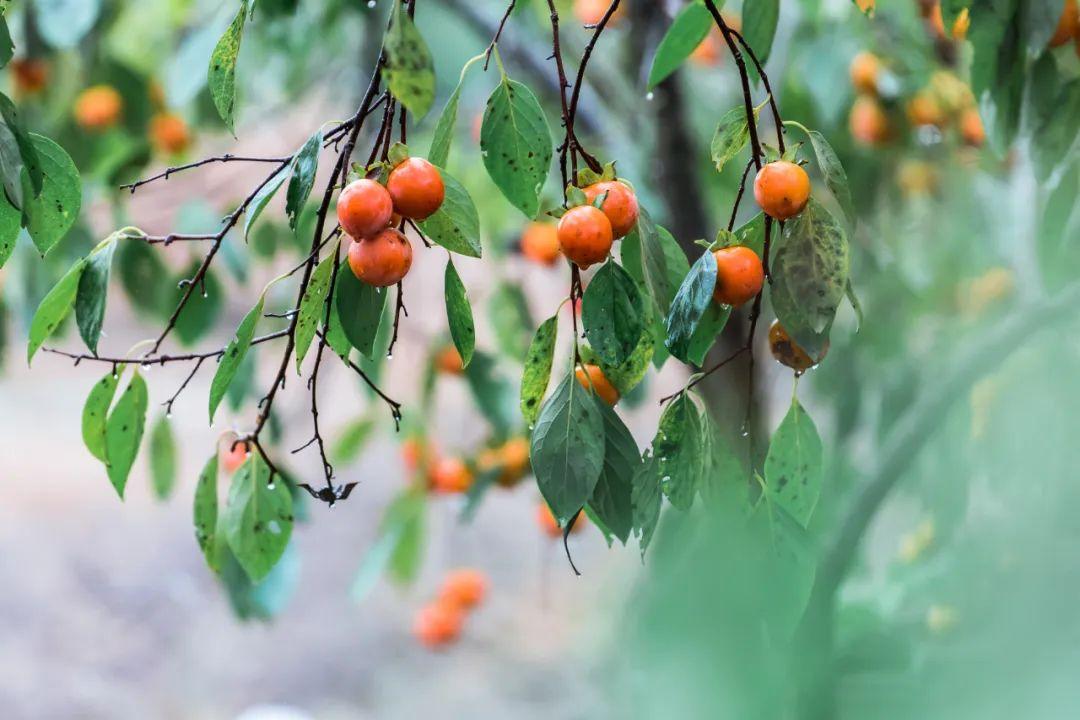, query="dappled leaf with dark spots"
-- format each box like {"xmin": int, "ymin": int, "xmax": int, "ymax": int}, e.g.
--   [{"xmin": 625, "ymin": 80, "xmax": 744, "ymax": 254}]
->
[
  {"xmin": 223, "ymin": 452, "xmax": 294, "ymax": 582},
  {"xmin": 480, "ymin": 77, "xmax": 553, "ymax": 218},
  {"xmin": 764, "ymin": 396, "xmax": 822, "ymax": 527},
  {"xmin": 520, "ymin": 314, "xmax": 557, "ymax": 425}
]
